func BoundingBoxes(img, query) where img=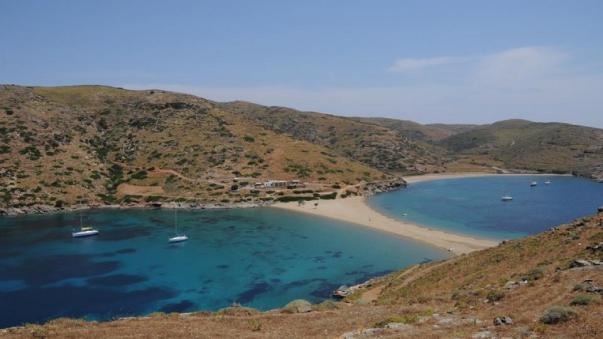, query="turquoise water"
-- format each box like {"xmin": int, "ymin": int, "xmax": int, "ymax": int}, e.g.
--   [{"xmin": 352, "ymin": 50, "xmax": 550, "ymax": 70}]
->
[
  {"xmin": 0, "ymin": 207, "xmax": 448, "ymax": 328},
  {"xmin": 368, "ymin": 175, "xmax": 603, "ymax": 240}
]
